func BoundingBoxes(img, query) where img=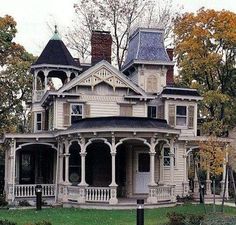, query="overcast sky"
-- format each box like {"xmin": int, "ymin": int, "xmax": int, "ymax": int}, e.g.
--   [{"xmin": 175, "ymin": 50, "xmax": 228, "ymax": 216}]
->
[{"xmin": 0, "ymin": 0, "xmax": 235, "ymax": 56}]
